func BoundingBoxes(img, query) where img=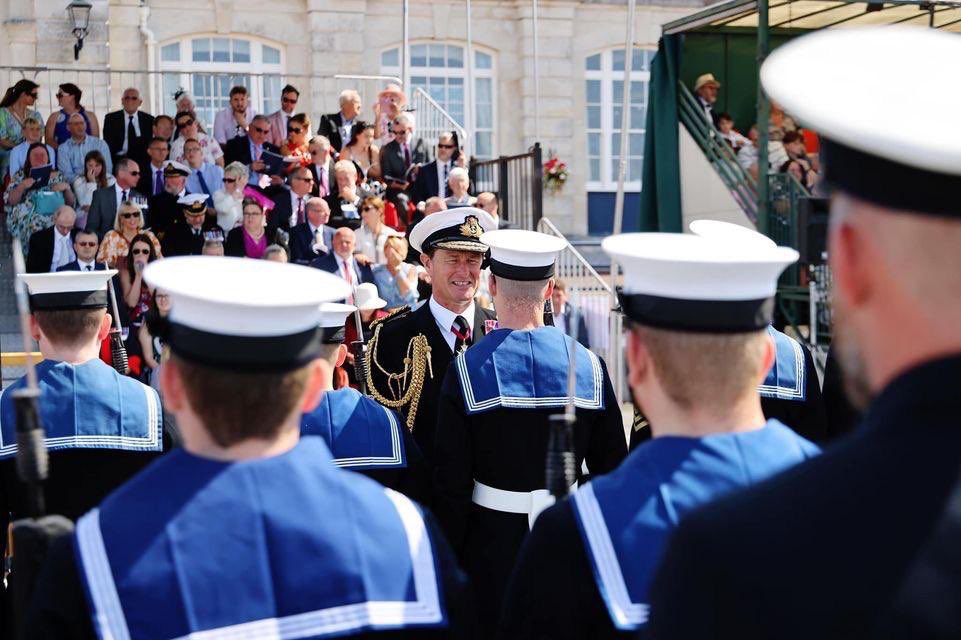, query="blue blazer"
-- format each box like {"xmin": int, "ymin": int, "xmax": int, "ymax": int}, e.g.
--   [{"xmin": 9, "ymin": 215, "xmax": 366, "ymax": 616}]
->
[
  {"xmin": 288, "ymin": 222, "xmax": 337, "ymax": 265},
  {"xmin": 309, "ymin": 251, "xmax": 374, "ymax": 286}
]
